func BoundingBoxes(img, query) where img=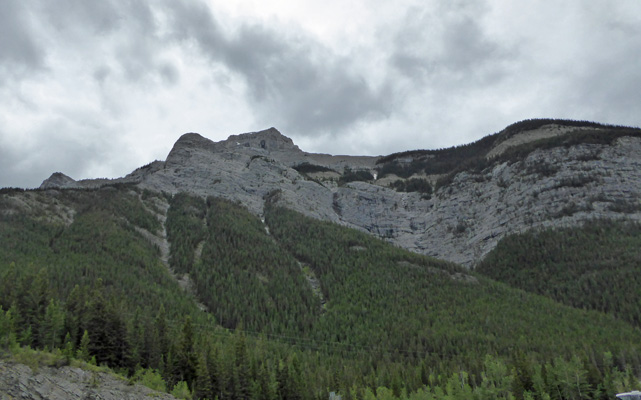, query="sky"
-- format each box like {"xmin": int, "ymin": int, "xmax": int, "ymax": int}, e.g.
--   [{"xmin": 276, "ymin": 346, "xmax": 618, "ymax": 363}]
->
[{"xmin": 2, "ymin": 1, "xmax": 641, "ymax": 188}]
